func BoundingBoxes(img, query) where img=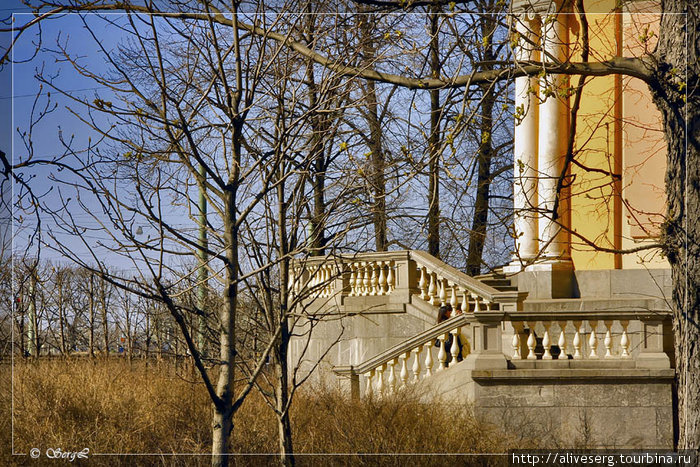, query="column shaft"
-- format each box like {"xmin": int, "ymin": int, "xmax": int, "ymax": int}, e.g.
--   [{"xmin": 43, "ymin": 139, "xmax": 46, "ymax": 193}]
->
[
  {"xmin": 537, "ymin": 13, "xmax": 570, "ymax": 260},
  {"xmin": 512, "ymin": 17, "xmax": 540, "ymax": 264}
]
